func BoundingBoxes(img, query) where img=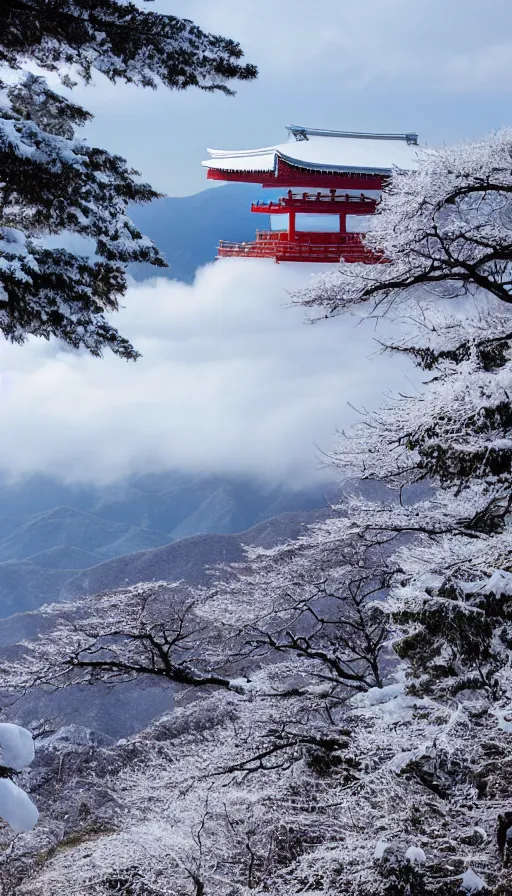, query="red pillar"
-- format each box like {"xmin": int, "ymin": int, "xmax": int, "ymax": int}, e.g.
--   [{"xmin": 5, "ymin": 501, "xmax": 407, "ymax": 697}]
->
[
  {"xmin": 339, "ymin": 213, "xmax": 347, "ymax": 234},
  {"xmin": 288, "ymin": 210, "xmax": 296, "ymax": 241}
]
